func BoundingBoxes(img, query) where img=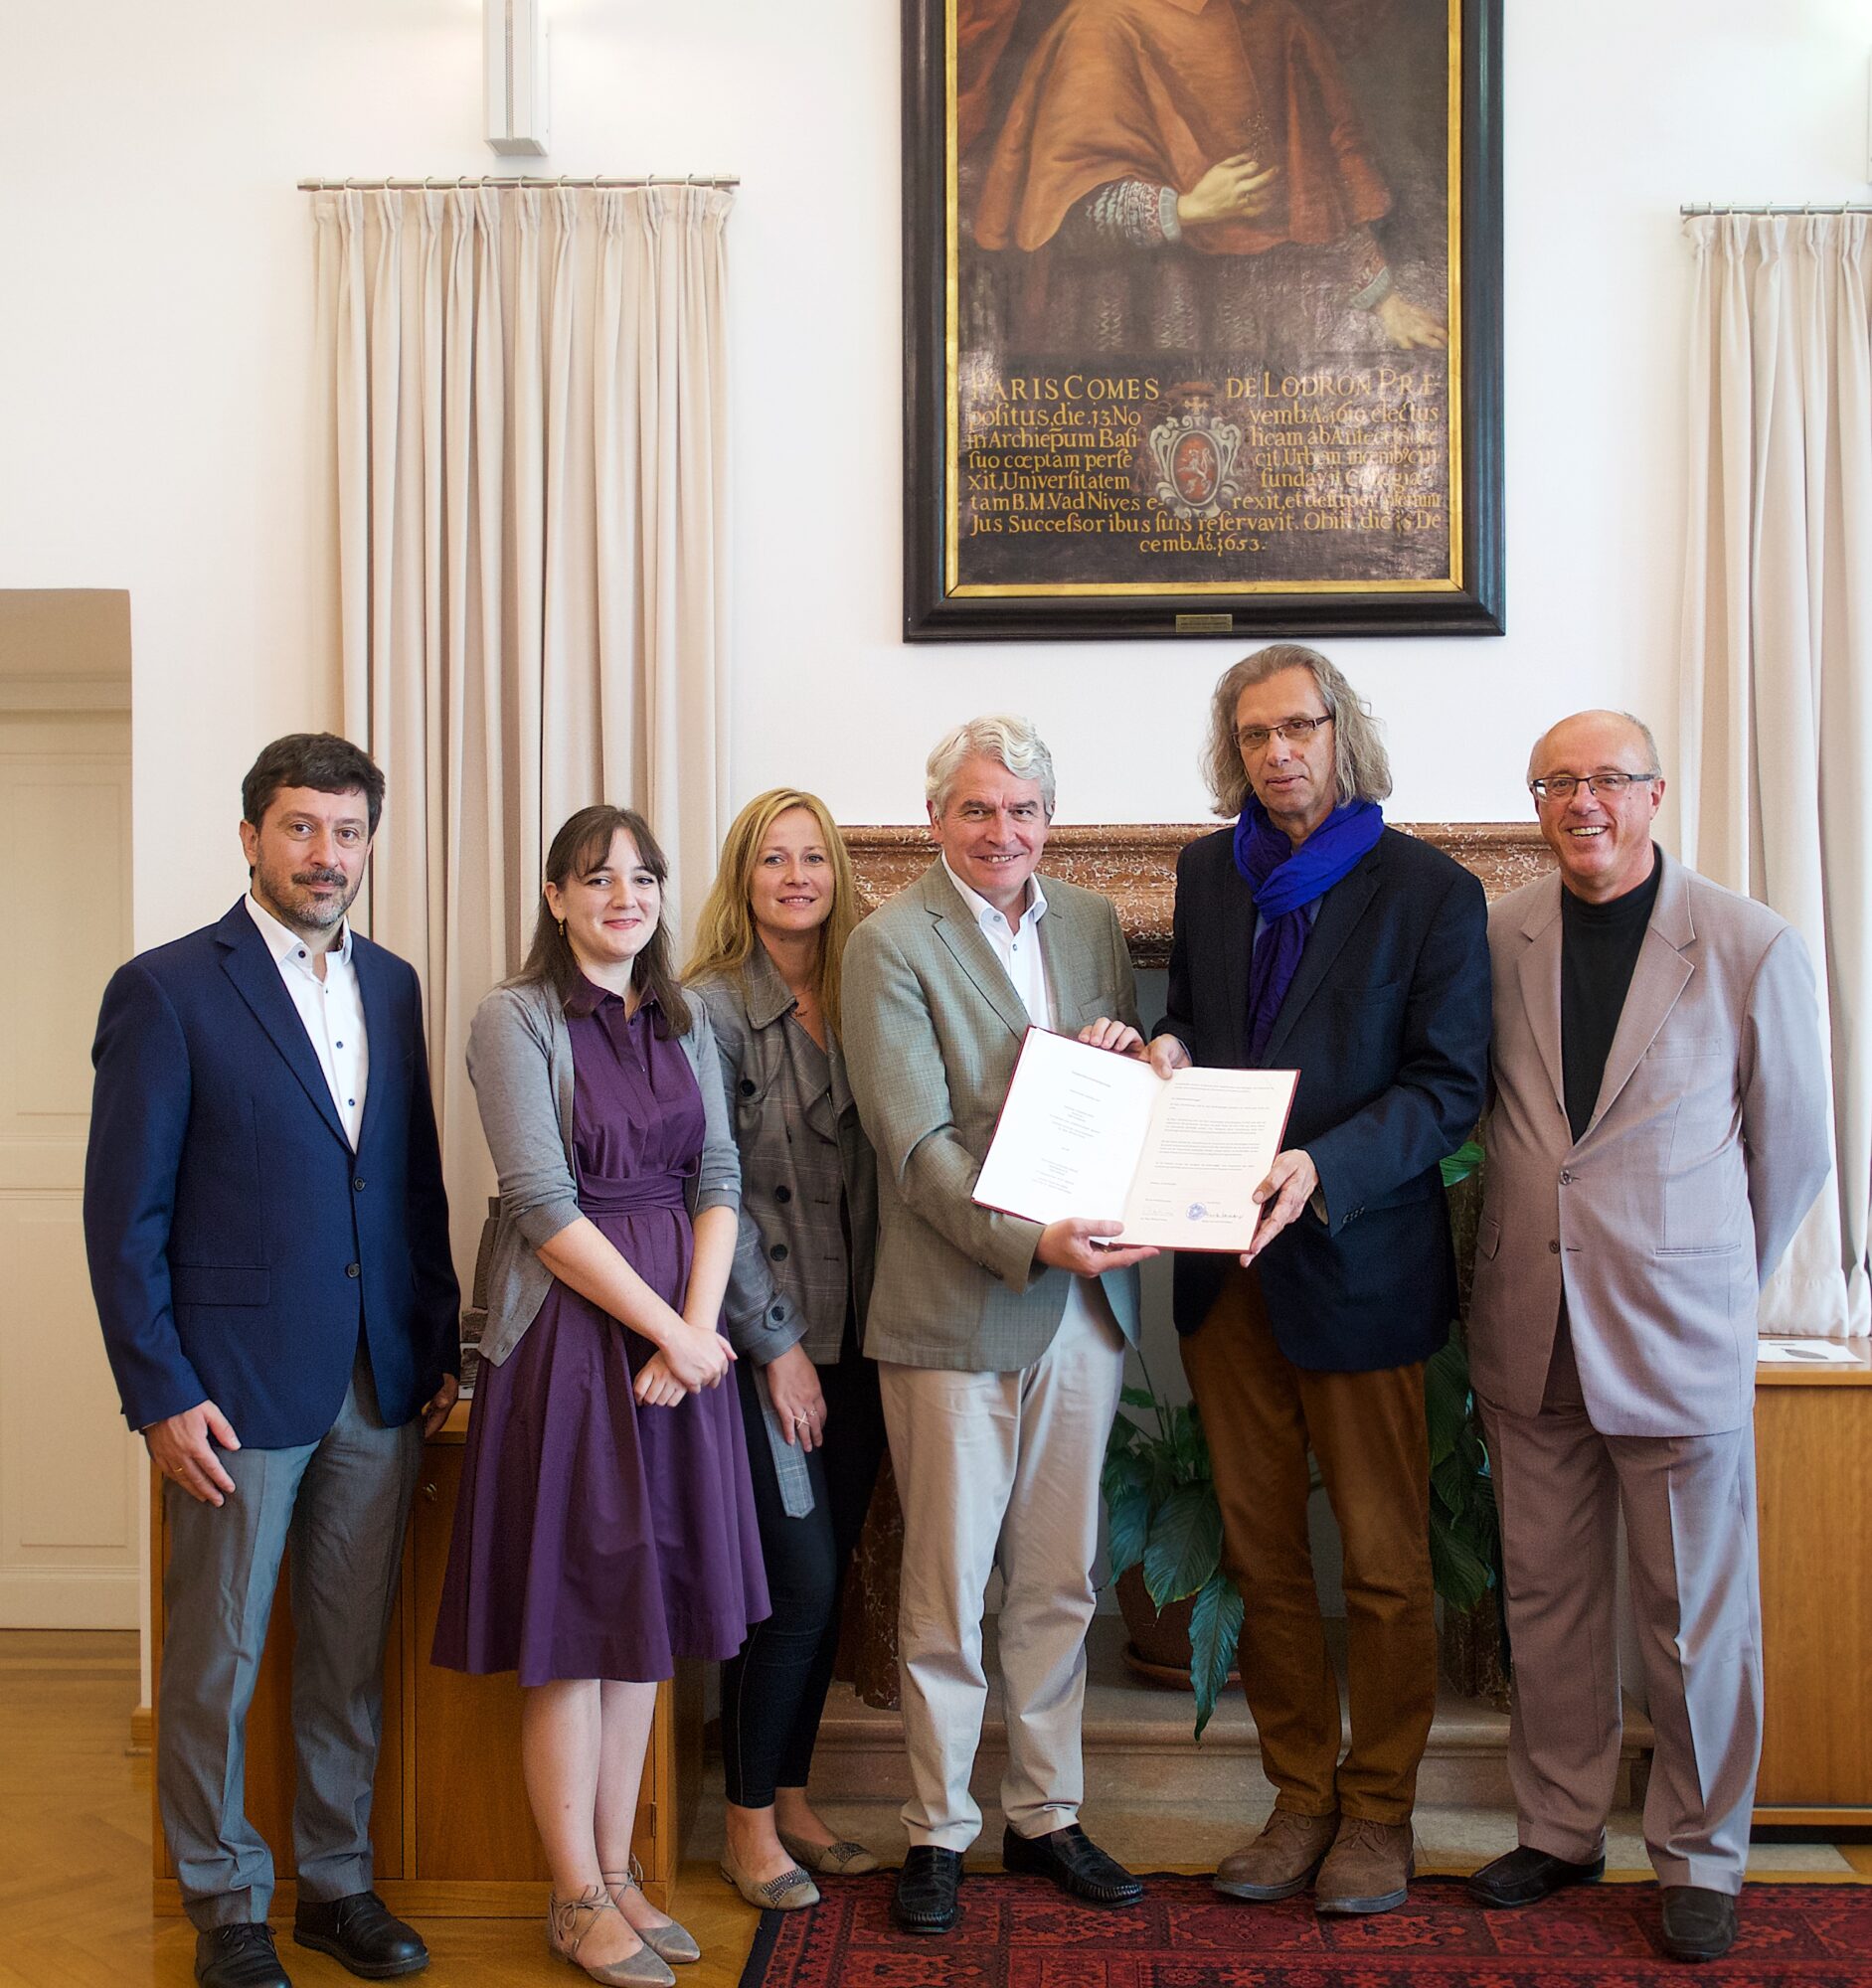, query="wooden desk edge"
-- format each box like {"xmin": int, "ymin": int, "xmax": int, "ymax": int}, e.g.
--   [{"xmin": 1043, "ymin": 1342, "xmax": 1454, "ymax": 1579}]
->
[{"xmin": 1756, "ymin": 1340, "xmax": 1872, "ymax": 1388}]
